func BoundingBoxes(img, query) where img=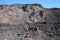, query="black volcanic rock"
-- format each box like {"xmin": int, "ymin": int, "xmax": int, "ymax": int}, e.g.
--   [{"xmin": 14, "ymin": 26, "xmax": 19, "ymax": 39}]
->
[{"xmin": 0, "ymin": 4, "xmax": 60, "ymax": 40}]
